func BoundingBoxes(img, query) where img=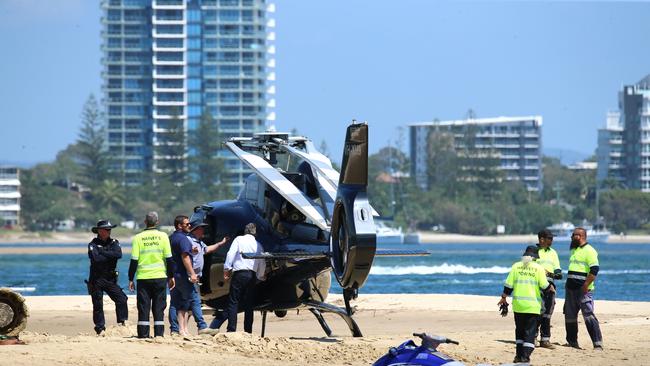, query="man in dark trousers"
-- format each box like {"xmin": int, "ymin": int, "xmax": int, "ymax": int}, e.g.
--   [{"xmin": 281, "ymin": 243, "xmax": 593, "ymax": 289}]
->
[
  {"xmin": 209, "ymin": 223, "xmax": 265, "ymax": 333},
  {"xmin": 87, "ymin": 219, "xmax": 128, "ymax": 335},
  {"xmin": 536, "ymin": 229, "xmax": 562, "ymax": 348},
  {"xmin": 128, "ymin": 212, "xmax": 175, "ymax": 338},
  {"xmin": 564, "ymin": 227, "xmax": 603, "ymax": 350},
  {"xmin": 498, "ymin": 245, "xmax": 554, "ymax": 364}
]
